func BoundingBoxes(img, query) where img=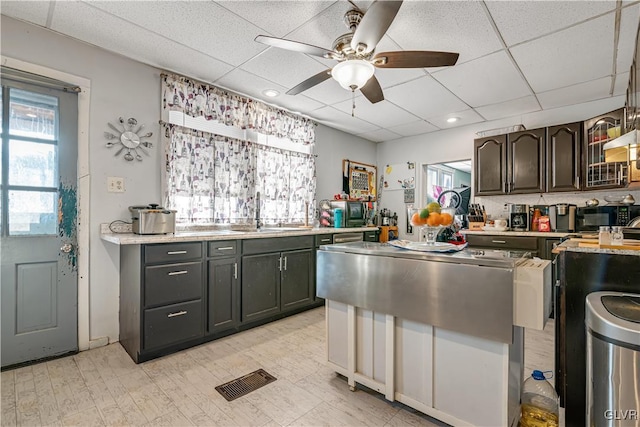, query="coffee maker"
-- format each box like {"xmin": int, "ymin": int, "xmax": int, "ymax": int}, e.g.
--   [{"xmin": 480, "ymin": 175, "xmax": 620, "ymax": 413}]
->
[
  {"xmin": 509, "ymin": 204, "xmax": 530, "ymax": 231},
  {"xmin": 552, "ymin": 203, "xmax": 576, "ymax": 232}
]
